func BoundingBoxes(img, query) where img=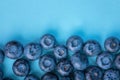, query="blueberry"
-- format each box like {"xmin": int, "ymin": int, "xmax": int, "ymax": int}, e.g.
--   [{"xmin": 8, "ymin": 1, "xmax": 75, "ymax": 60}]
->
[
  {"xmin": 66, "ymin": 35, "xmax": 83, "ymax": 52},
  {"xmin": 96, "ymin": 52, "xmax": 114, "ymax": 70},
  {"xmin": 24, "ymin": 42, "xmax": 42, "ymax": 61},
  {"xmin": 74, "ymin": 70, "xmax": 85, "ymax": 80},
  {"xmin": 0, "ymin": 49, "xmax": 4, "ymax": 63},
  {"xmin": 103, "ymin": 69, "xmax": 120, "ymax": 80},
  {"xmin": 54, "ymin": 45, "xmax": 68, "ymax": 60},
  {"xmin": 40, "ymin": 34, "xmax": 56, "ymax": 49},
  {"xmin": 85, "ymin": 66, "xmax": 103, "ymax": 80},
  {"xmin": 4, "ymin": 41, "xmax": 23, "ymax": 59},
  {"xmin": 114, "ymin": 54, "xmax": 120, "ymax": 70},
  {"xmin": 57, "ymin": 60, "xmax": 73, "ymax": 76},
  {"xmin": 104, "ymin": 37, "xmax": 120, "ymax": 53},
  {"xmin": 3, "ymin": 78, "xmax": 13, "ymax": 80},
  {"xmin": 41, "ymin": 72, "xmax": 58, "ymax": 80},
  {"xmin": 83, "ymin": 40, "xmax": 102, "ymax": 56},
  {"xmin": 0, "ymin": 69, "xmax": 3, "ymax": 80},
  {"xmin": 70, "ymin": 52, "xmax": 89, "ymax": 70},
  {"xmin": 24, "ymin": 74, "xmax": 39, "ymax": 80},
  {"xmin": 39, "ymin": 54, "xmax": 56, "ymax": 72},
  {"xmin": 12, "ymin": 59, "xmax": 30, "ymax": 76}
]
